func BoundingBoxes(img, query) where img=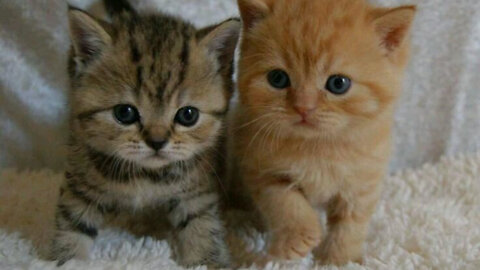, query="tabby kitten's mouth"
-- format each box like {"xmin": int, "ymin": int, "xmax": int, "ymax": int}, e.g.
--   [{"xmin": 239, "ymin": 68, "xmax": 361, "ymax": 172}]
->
[
  {"xmin": 139, "ymin": 151, "xmax": 187, "ymax": 168},
  {"xmin": 148, "ymin": 153, "xmax": 164, "ymax": 158}
]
